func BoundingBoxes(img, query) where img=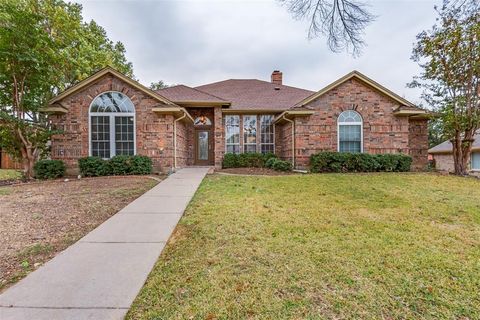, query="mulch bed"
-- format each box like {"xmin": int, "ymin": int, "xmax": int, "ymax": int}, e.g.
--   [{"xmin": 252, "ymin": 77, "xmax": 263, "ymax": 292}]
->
[
  {"xmin": 216, "ymin": 167, "xmax": 297, "ymax": 176},
  {"xmin": 0, "ymin": 176, "xmax": 159, "ymax": 292}
]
